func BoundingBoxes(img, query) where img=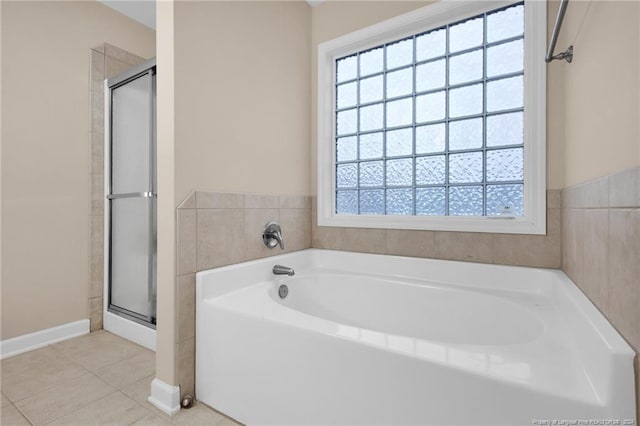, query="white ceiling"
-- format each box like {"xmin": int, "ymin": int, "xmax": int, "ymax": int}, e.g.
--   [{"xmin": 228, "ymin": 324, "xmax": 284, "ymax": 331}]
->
[{"xmin": 99, "ymin": 0, "xmax": 324, "ymax": 31}]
